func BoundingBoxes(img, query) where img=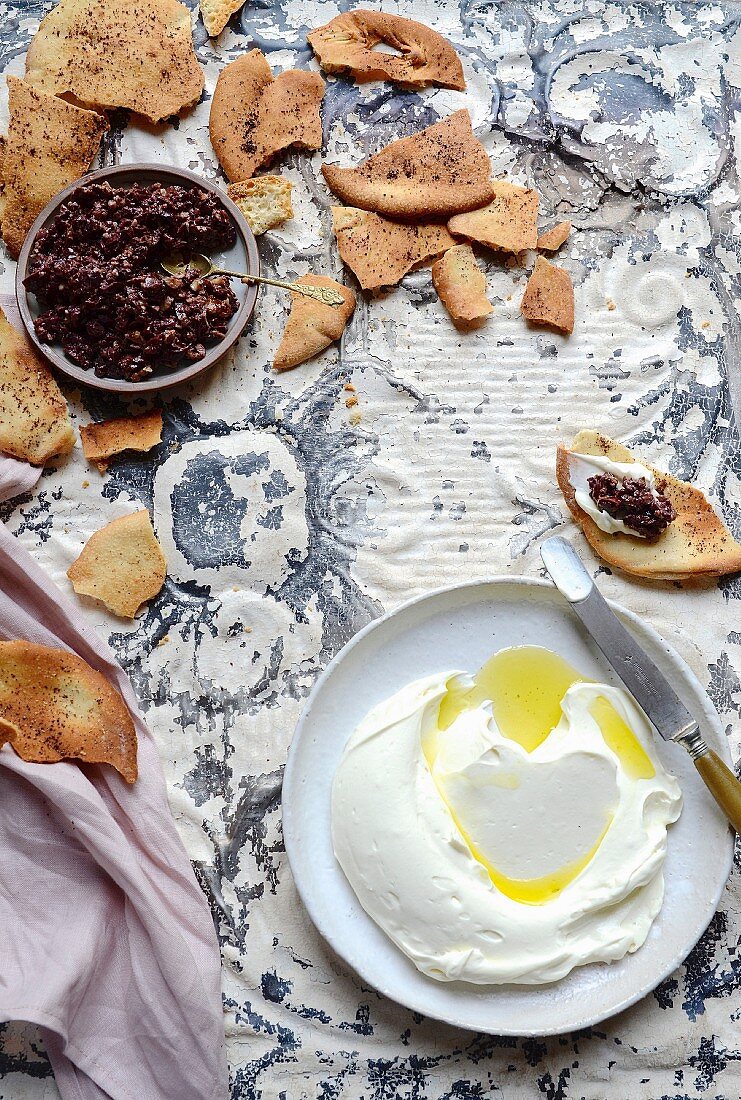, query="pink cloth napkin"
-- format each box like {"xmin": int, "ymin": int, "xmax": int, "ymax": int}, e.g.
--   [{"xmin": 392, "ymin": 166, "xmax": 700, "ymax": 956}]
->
[{"xmin": 0, "ymin": 458, "xmax": 229, "ymax": 1100}]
